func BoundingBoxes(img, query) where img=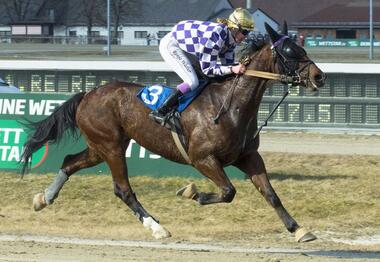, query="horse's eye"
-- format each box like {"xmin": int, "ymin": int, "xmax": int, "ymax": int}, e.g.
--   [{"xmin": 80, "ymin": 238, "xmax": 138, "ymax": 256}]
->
[
  {"xmin": 283, "ymin": 46, "xmax": 297, "ymax": 58},
  {"xmin": 282, "ymin": 45, "xmax": 306, "ymax": 59}
]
